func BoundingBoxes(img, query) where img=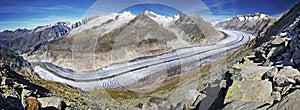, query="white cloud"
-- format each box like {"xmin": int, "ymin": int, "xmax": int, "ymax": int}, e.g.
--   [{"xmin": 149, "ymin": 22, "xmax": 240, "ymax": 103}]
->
[{"xmin": 0, "ymin": 5, "xmax": 84, "ymax": 13}]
